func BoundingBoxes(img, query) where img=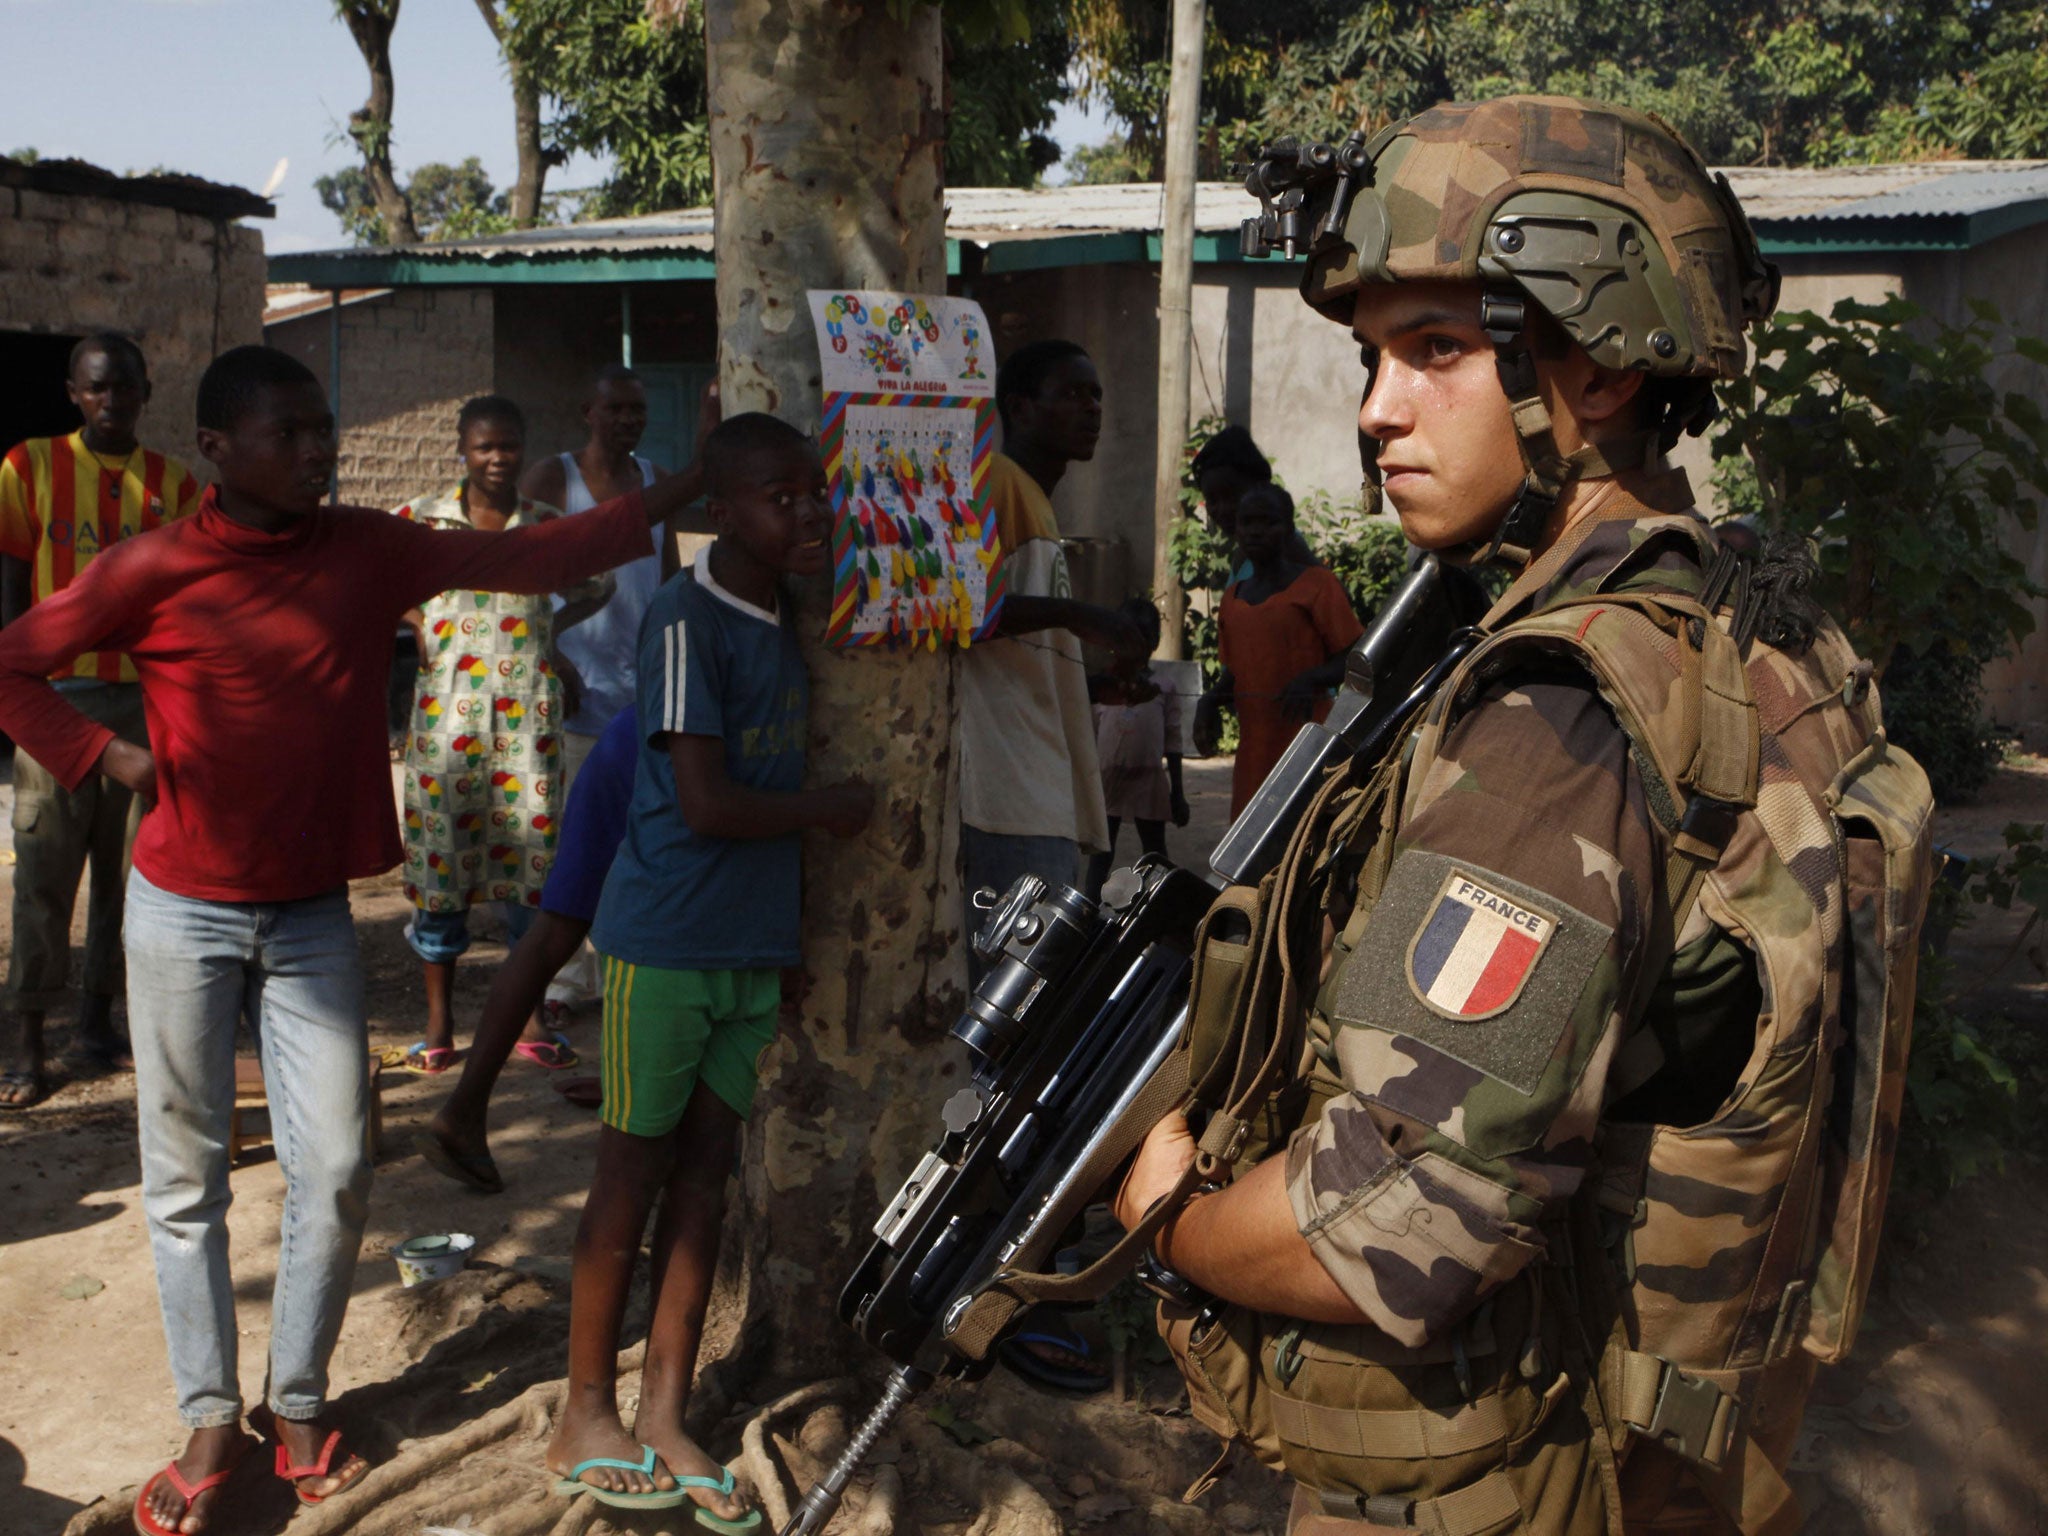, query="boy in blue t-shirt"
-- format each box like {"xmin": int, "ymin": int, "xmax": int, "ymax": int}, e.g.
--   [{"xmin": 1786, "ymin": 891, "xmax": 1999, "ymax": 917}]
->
[{"xmin": 545, "ymin": 415, "xmax": 873, "ymax": 1521}]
